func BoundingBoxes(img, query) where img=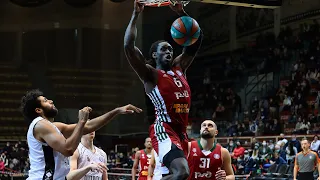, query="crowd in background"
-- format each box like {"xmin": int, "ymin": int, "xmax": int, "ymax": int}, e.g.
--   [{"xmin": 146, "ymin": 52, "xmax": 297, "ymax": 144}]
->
[
  {"xmin": 227, "ymin": 134, "xmax": 320, "ymax": 175},
  {"xmin": 188, "ymin": 21, "xmax": 320, "ymax": 175},
  {"xmin": 0, "ymin": 141, "xmax": 29, "ymax": 175}
]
